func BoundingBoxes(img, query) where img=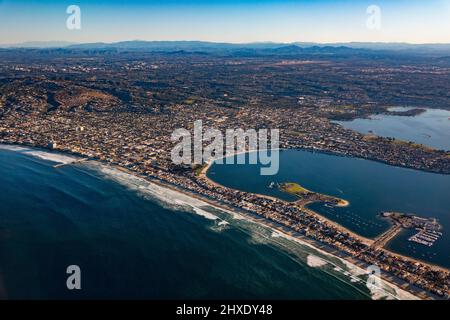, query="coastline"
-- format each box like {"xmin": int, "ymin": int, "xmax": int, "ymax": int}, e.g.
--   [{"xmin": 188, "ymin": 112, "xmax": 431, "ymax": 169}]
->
[
  {"xmin": 200, "ymin": 159, "xmax": 373, "ymax": 247},
  {"xmin": 111, "ymin": 164, "xmax": 420, "ymax": 300},
  {"xmin": 0, "ymin": 143, "xmax": 443, "ymax": 299},
  {"xmin": 198, "ymin": 153, "xmax": 450, "ymax": 294},
  {"xmin": 114, "ymin": 167, "xmax": 436, "ymax": 300},
  {"xmin": 202, "ymin": 154, "xmax": 450, "ymax": 275}
]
